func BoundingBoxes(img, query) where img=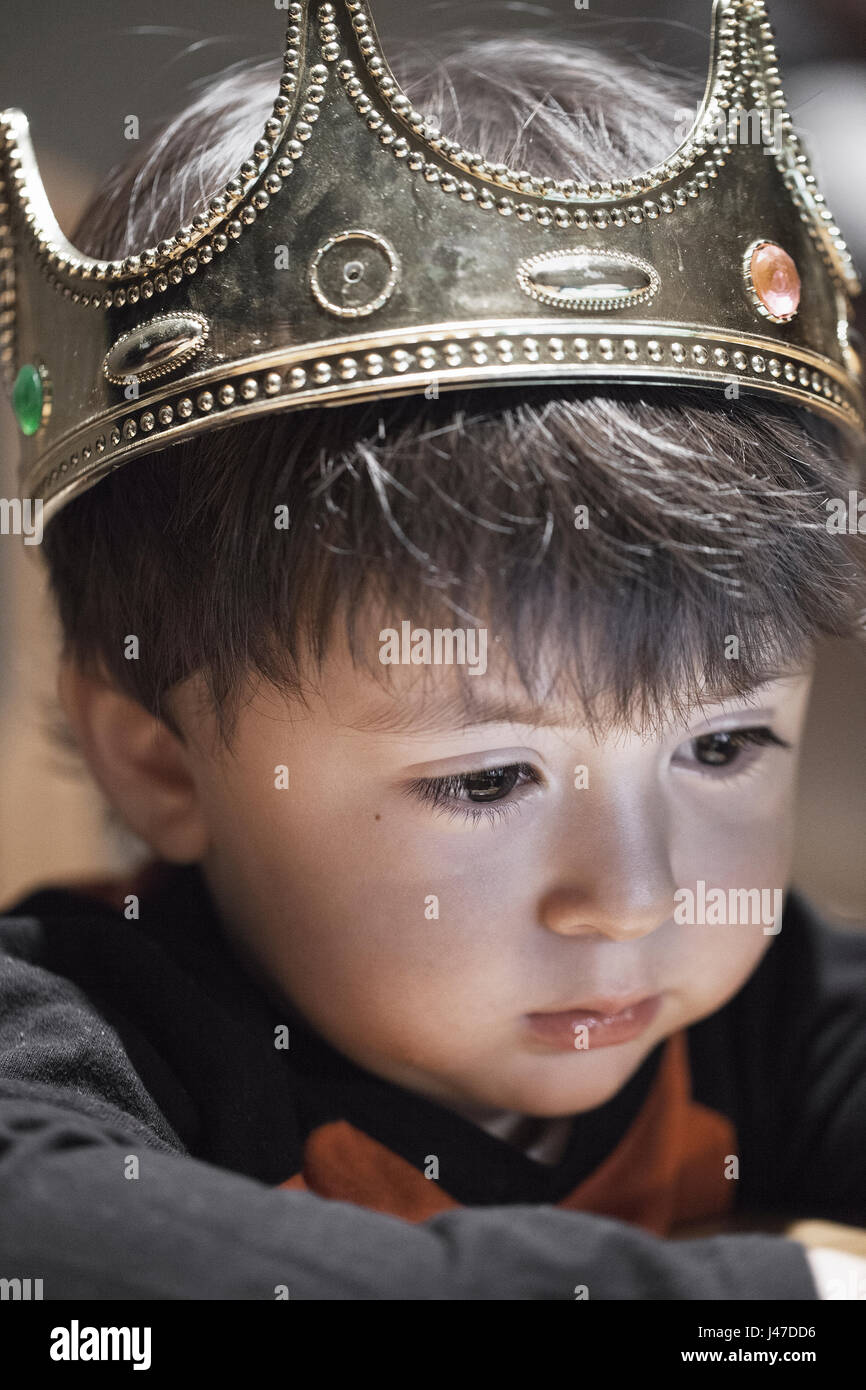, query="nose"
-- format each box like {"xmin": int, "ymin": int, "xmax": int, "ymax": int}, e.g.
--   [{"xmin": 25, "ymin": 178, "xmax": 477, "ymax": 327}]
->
[
  {"xmin": 540, "ymin": 882, "xmax": 673, "ymax": 941},
  {"xmin": 538, "ymin": 799, "xmax": 676, "ymax": 943}
]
